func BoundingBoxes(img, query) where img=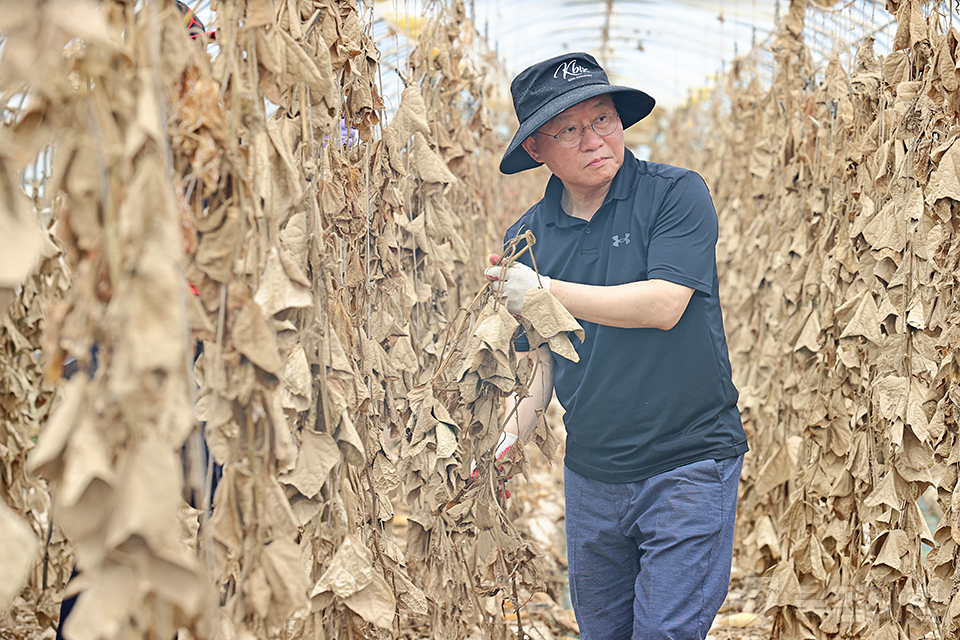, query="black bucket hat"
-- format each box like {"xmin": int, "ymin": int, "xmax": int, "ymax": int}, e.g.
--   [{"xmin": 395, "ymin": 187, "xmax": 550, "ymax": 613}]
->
[{"xmin": 500, "ymin": 52, "xmax": 655, "ymax": 175}]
